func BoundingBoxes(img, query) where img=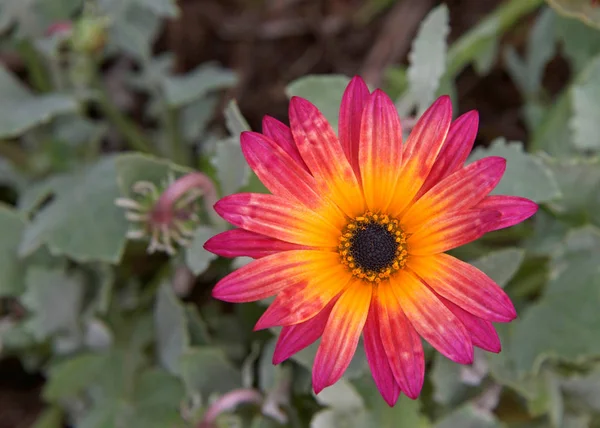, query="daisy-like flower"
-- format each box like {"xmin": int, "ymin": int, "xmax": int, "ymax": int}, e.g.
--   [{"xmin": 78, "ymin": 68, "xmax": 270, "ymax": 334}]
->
[{"xmin": 204, "ymin": 76, "xmax": 537, "ymax": 405}]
